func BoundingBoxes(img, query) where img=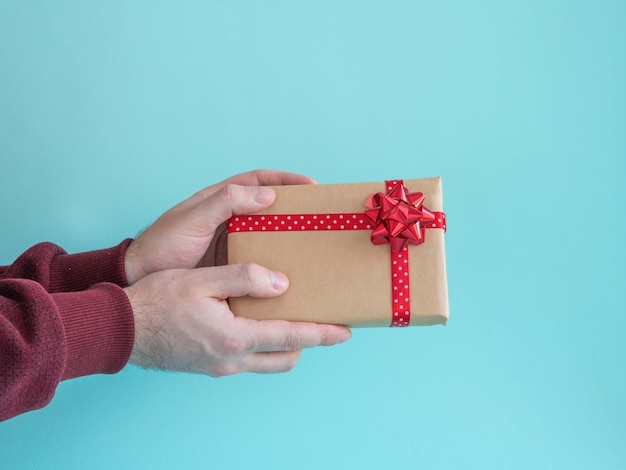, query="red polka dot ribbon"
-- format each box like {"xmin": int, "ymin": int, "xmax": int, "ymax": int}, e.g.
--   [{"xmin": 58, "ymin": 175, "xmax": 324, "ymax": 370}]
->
[
  {"xmin": 227, "ymin": 212, "xmax": 373, "ymax": 232},
  {"xmin": 227, "ymin": 180, "xmax": 446, "ymax": 327}
]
